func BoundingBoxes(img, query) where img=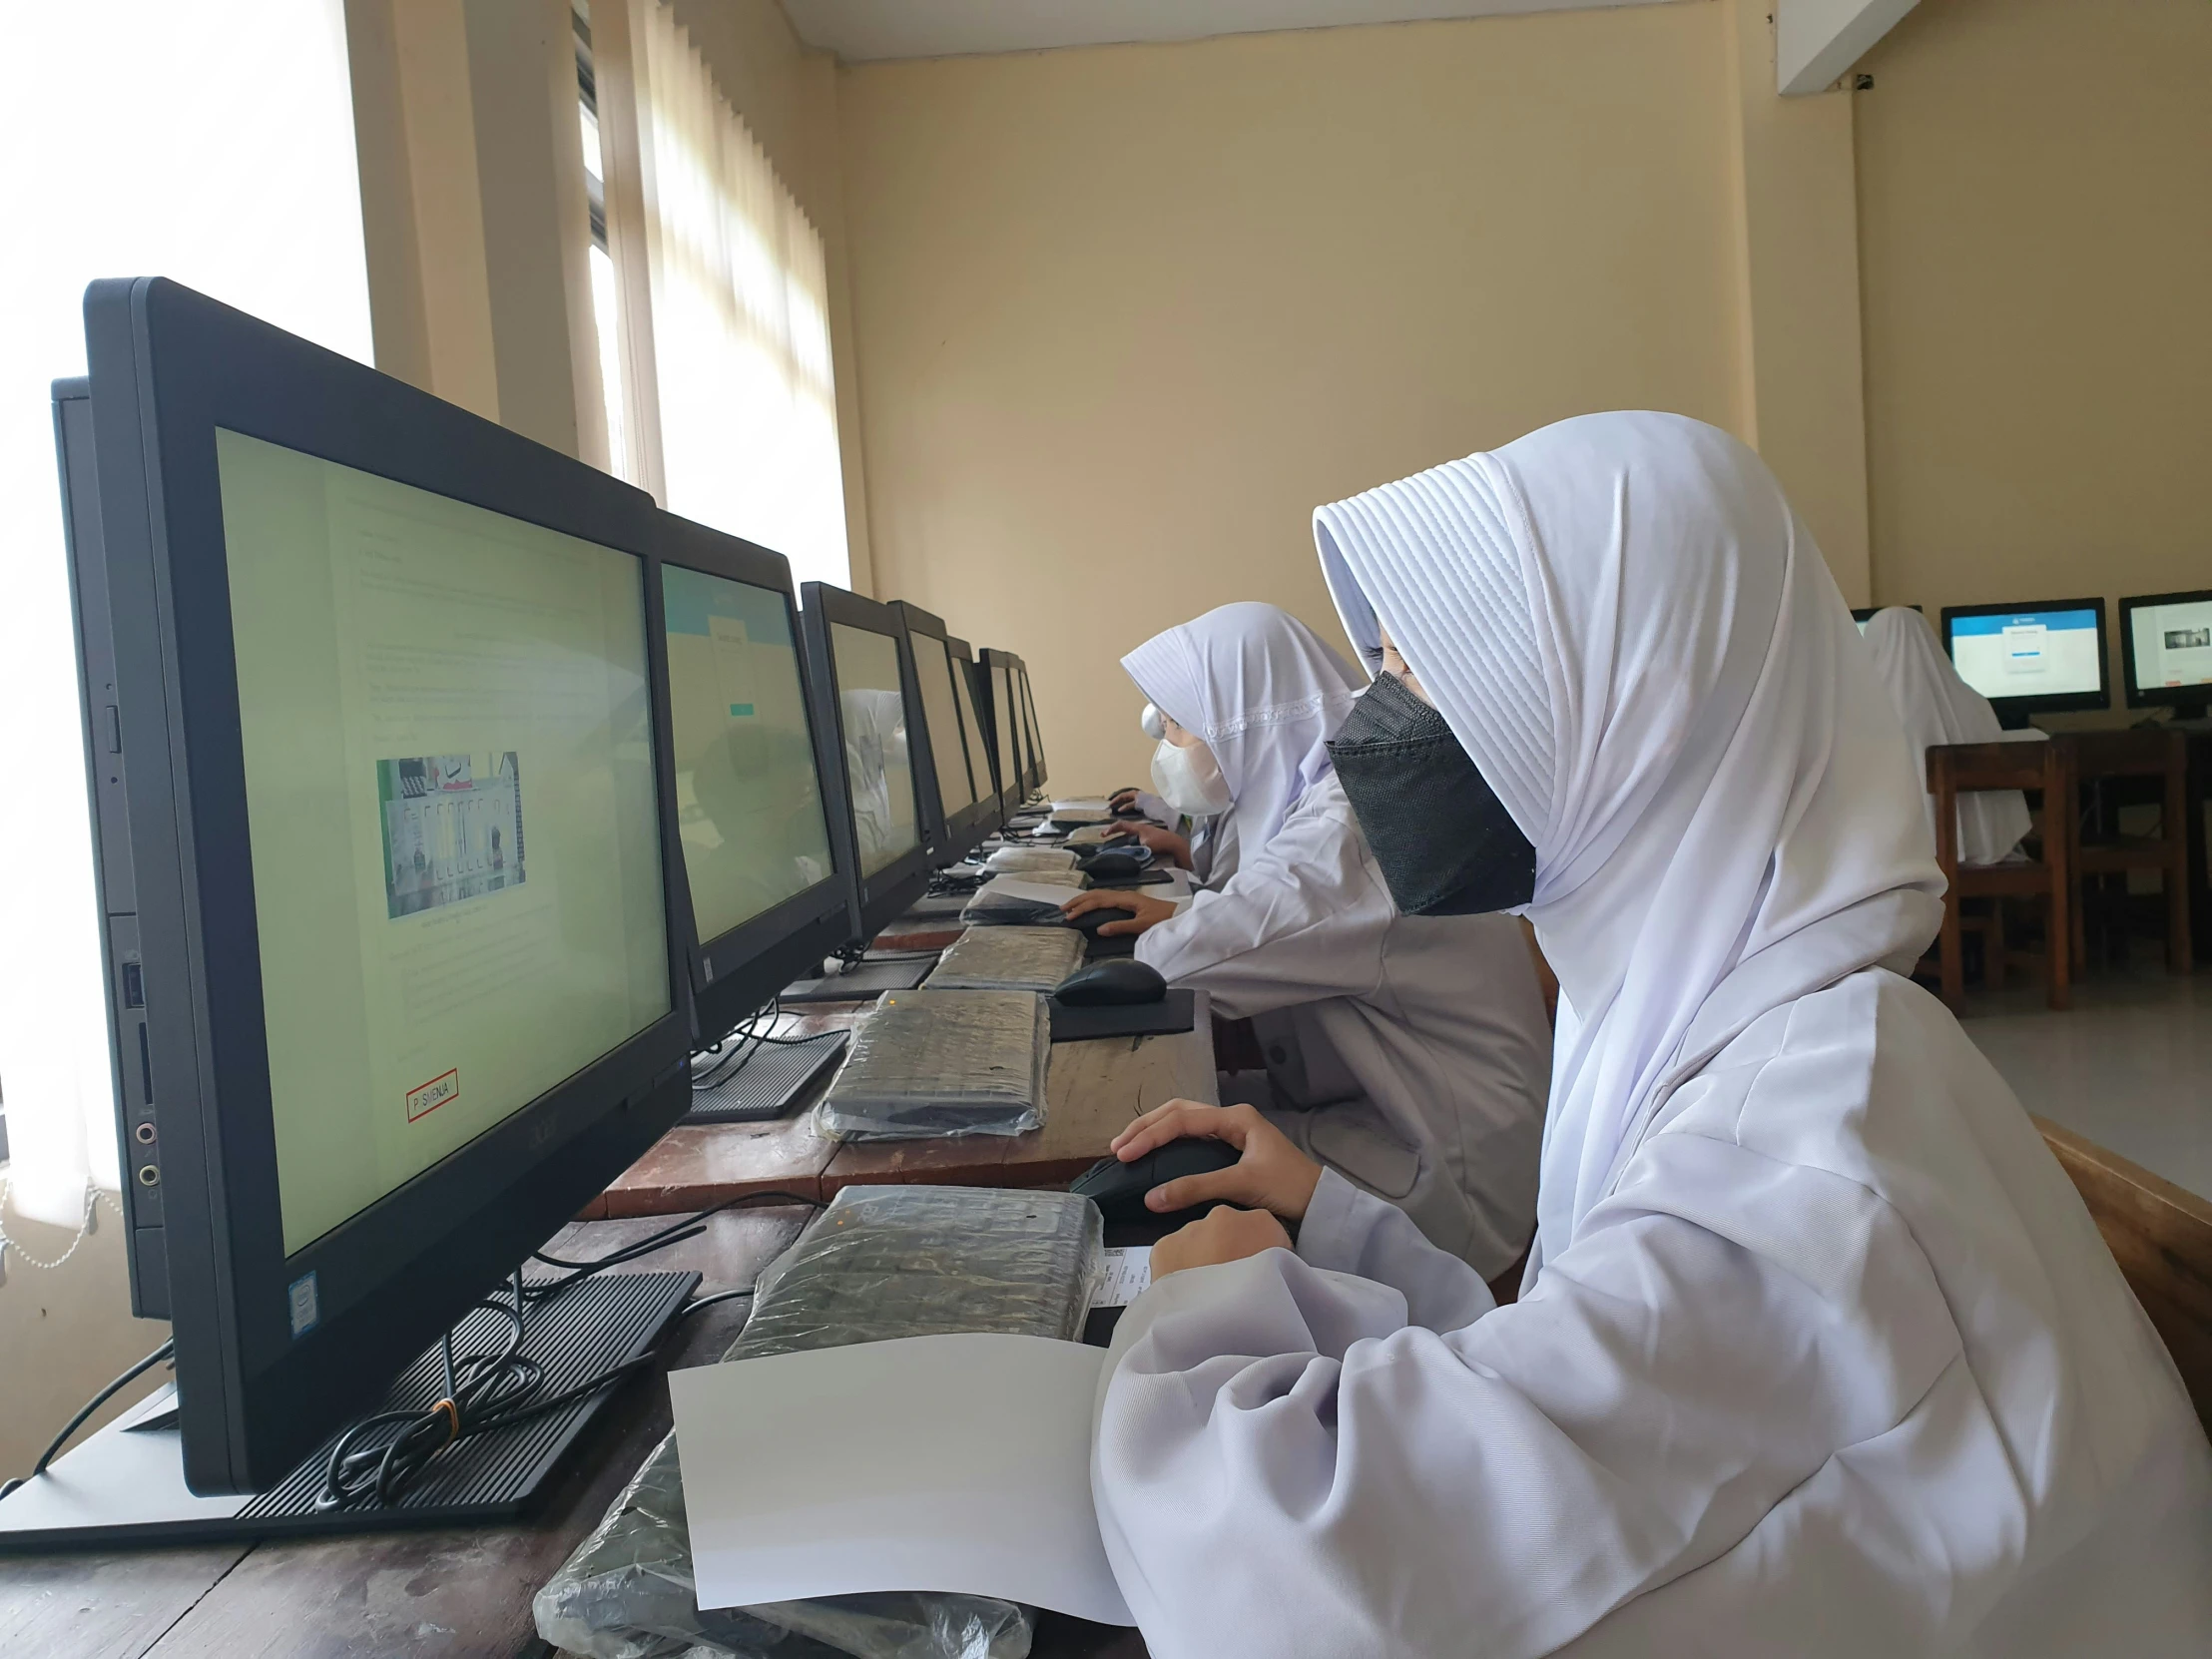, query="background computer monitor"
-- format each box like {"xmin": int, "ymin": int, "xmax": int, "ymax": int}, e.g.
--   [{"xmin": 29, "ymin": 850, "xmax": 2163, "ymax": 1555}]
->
[
  {"xmin": 654, "ymin": 523, "xmax": 856, "ymax": 1044},
  {"xmin": 2118, "ymin": 589, "xmax": 2212, "ymax": 721},
  {"xmin": 890, "ymin": 601, "xmax": 994, "ymax": 859},
  {"xmin": 946, "ymin": 634, "xmax": 1004, "ymax": 837},
  {"xmin": 977, "ymin": 648, "xmax": 1023, "ymax": 820},
  {"xmin": 1939, "ymin": 598, "xmax": 2109, "ymax": 724},
  {"xmin": 799, "ymin": 583, "xmax": 939, "ymax": 938},
  {"xmin": 53, "ymin": 278, "xmax": 692, "ymax": 1498},
  {"xmin": 1017, "ymin": 663, "xmax": 1047, "ymax": 796}
]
